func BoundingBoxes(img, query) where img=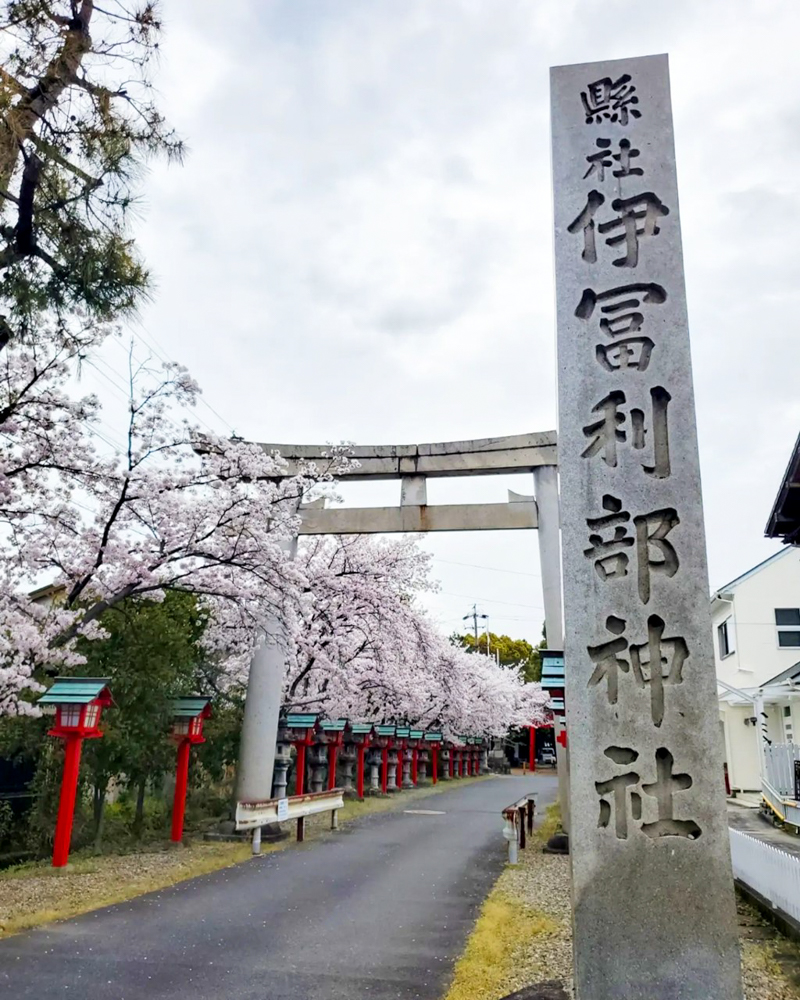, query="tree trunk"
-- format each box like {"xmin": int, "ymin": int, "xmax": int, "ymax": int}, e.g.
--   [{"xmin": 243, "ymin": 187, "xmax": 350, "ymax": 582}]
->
[
  {"xmin": 0, "ymin": 3, "xmax": 94, "ymax": 193},
  {"xmin": 133, "ymin": 776, "xmax": 146, "ymax": 838},
  {"xmin": 93, "ymin": 777, "xmax": 107, "ymax": 850}
]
